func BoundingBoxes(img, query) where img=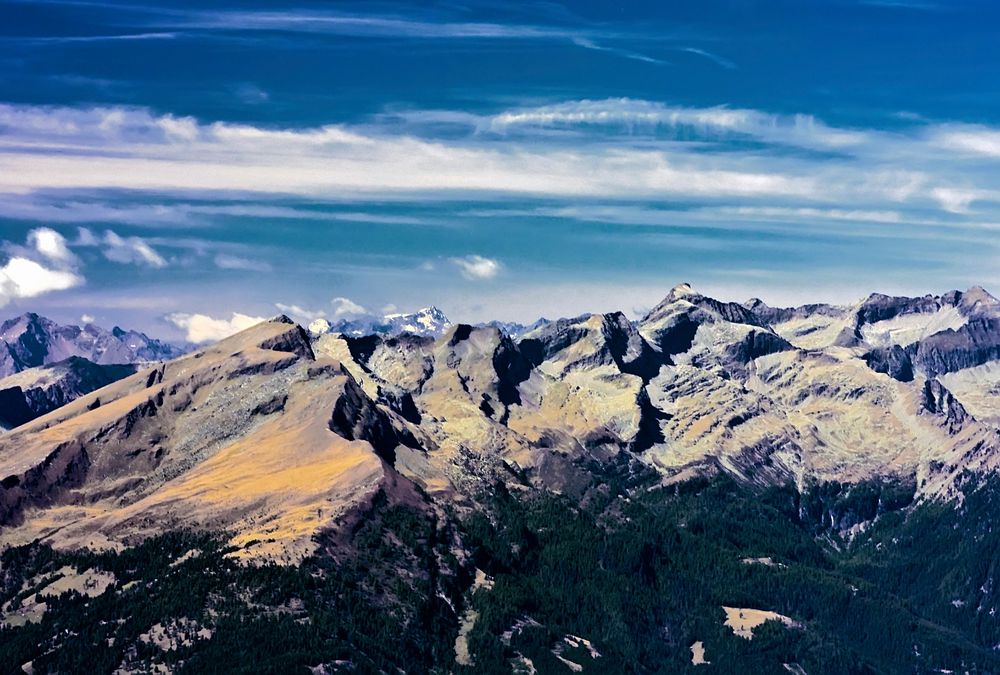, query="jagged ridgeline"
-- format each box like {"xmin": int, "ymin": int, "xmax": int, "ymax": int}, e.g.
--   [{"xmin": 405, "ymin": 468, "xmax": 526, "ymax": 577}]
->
[{"xmin": 4, "ymin": 284, "xmax": 1000, "ymax": 673}]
